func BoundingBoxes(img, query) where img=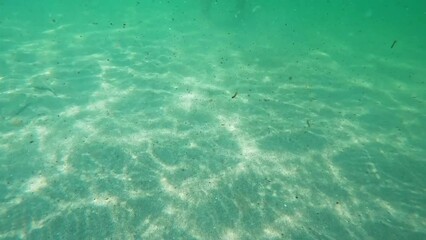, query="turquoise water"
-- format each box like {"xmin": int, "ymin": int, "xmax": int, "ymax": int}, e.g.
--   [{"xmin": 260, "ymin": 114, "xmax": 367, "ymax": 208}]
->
[{"xmin": 1, "ymin": 0, "xmax": 425, "ymax": 239}]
